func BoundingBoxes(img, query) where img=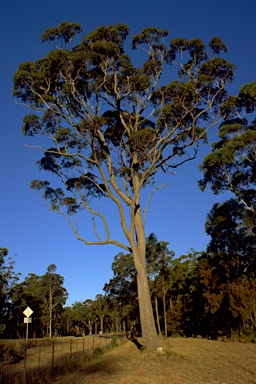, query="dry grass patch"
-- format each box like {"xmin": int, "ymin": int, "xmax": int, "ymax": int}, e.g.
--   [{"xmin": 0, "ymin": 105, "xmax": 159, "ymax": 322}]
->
[
  {"xmin": 2, "ymin": 337, "xmax": 256, "ymax": 383},
  {"xmin": 53, "ymin": 337, "xmax": 256, "ymax": 384},
  {"xmin": 1, "ymin": 336, "xmax": 121, "ymax": 383}
]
